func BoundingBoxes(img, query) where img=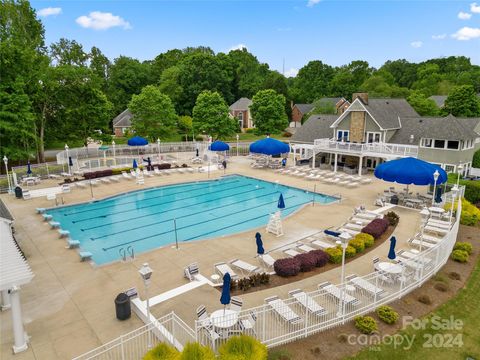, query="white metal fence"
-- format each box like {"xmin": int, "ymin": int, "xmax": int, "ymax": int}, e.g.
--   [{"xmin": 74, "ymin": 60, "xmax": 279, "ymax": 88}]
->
[{"xmin": 73, "ymin": 200, "xmax": 461, "ymax": 359}]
